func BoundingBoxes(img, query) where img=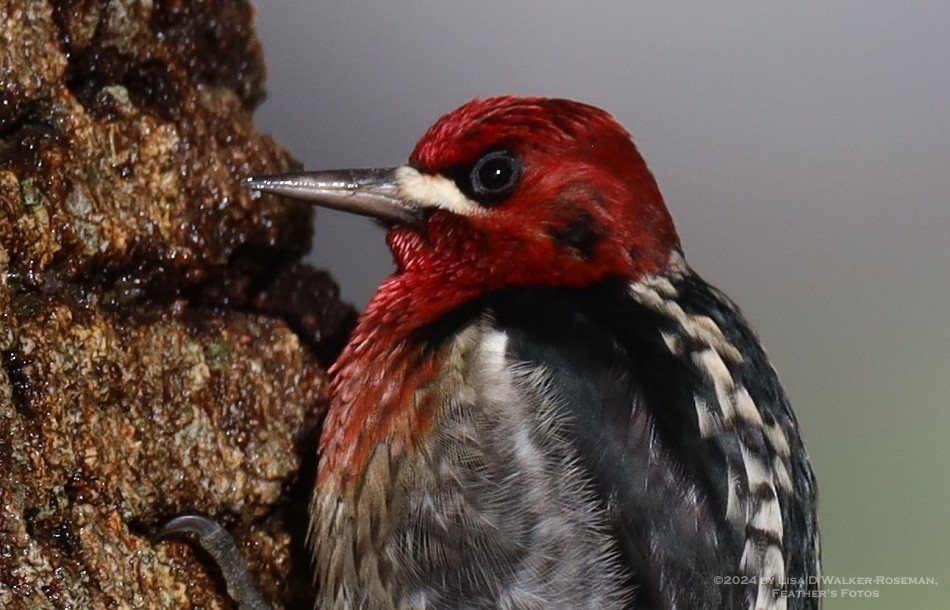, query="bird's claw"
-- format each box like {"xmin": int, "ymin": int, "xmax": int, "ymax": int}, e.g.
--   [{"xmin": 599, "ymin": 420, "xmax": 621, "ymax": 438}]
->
[{"xmin": 158, "ymin": 514, "xmax": 271, "ymax": 610}]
